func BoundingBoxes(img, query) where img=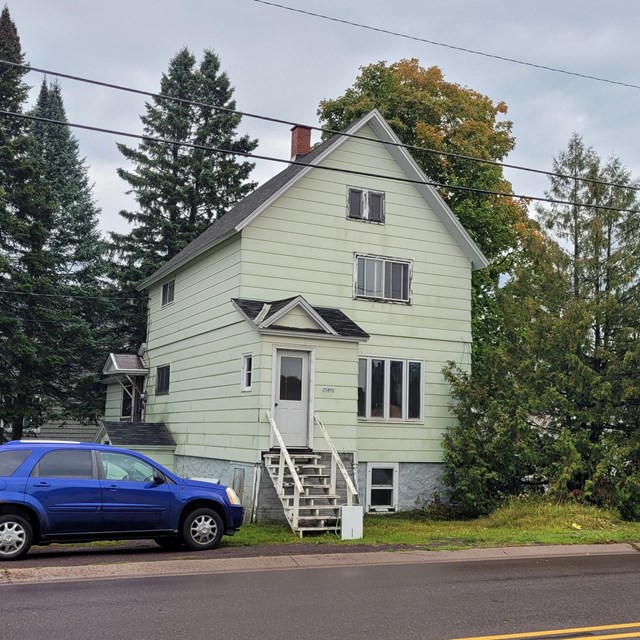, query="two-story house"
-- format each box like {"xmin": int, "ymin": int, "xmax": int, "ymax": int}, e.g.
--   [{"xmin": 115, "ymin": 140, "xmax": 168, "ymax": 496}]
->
[{"xmin": 100, "ymin": 109, "xmax": 488, "ymax": 534}]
